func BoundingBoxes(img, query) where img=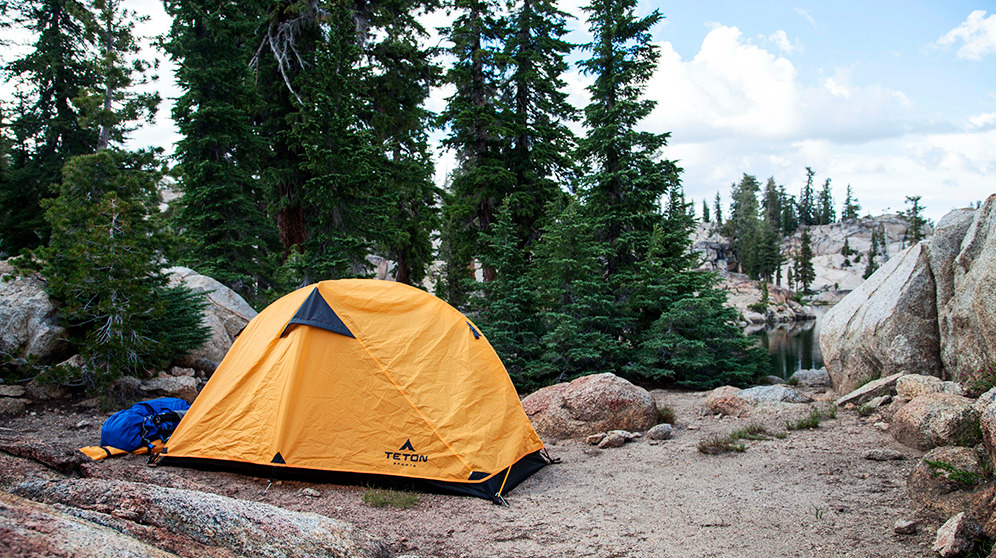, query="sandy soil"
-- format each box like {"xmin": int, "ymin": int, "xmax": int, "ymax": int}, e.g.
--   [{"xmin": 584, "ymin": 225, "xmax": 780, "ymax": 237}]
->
[{"xmin": 1, "ymin": 388, "xmax": 942, "ymax": 558}]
